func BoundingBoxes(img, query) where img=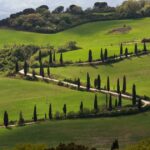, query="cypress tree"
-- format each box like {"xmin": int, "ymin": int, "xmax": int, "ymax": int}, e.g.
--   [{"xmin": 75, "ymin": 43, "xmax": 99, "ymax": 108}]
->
[
  {"xmin": 109, "ymin": 94, "xmax": 112, "ymax": 111},
  {"xmin": 120, "ymin": 43, "xmax": 123, "ymax": 57},
  {"xmin": 132, "ymin": 84, "xmax": 136, "ymax": 106},
  {"xmin": 117, "ymin": 78, "xmax": 120, "ymax": 93},
  {"xmin": 32, "ymin": 69, "xmax": 36, "ymax": 79},
  {"xmin": 97, "ymin": 75, "xmax": 101, "ymax": 90},
  {"xmin": 100, "ymin": 49, "xmax": 104, "ymax": 62},
  {"xmin": 104, "ymin": 48, "xmax": 108, "ymax": 60},
  {"xmin": 134, "ymin": 43, "xmax": 138, "ymax": 55},
  {"xmin": 49, "ymin": 104, "xmax": 52, "ymax": 120},
  {"xmin": 80, "ymin": 101, "xmax": 83, "ymax": 113},
  {"xmin": 122, "ymin": 75, "xmax": 126, "ymax": 93},
  {"xmin": 77, "ymin": 78, "xmax": 80, "ymax": 90},
  {"xmin": 106, "ymin": 94, "xmax": 108, "ymax": 109},
  {"xmin": 40, "ymin": 62, "xmax": 44, "ymax": 77},
  {"xmin": 86, "ymin": 72, "xmax": 91, "ymax": 91},
  {"xmin": 143, "ymin": 42, "xmax": 147, "ymax": 52},
  {"xmin": 138, "ymin": 98, "xmax": 142, "ymax": 110},
  {"xmin": 53, "ymin": 51, "xmax": 56, "ymax": 62},
  {"xmin": 94, "ymin": 78, "xmax": 97, "ymax": 88},
  {"xmin": 94, "ymin": 94, "xmax": 98, "ymax": 113},
  {"xmin": 63, "ymin": 104, "xmax": 67, "ymax": 118},
  {"xmin": 47, "ymin": 65, "xmax": 50, "ymax": 77},
  {"xmin": 125, "ymin": 48, "xmax": 128, "ymax": 58},
  {"xmin": 107, "ymin": 76, "xmax": 110, "ymax": 91},
  {"xmin": 49, "ymin": 50, "xmax": 53, "ymax": 64},
  {"xmin": 118, "ymin": 92, "xmax": 122, "ymax": 107},
  {"xmin": 115, "ymin": 99, "xmax": 118, "ymax": 108},
  {"xmin": 23, "ymin": 60, "xmax": 28, "ymax": 76},
  {"xmin": 88, "ymin": 49, "xmax": 92, "ymax": 62},
  {"xmin": 39, "ymin": 50, "xmax": 42, "ymax": 63},
  {"xmin": 4, "ymin": 111, "xmax": 9, "ymax": 127},
  {"xmin": 60, "ymin": 53, "xmax": 63, "ymax": 65},
  {"xmin": 18, "ymin": 111, "xmax": 24, "ymax": 126},
  {"xmin": 15, "ymin": 60, "xmax": 19, "ymax": 73},
  {"xmin": 33, "ymin": 105, "xmax": 37, "ymax": 122}
]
